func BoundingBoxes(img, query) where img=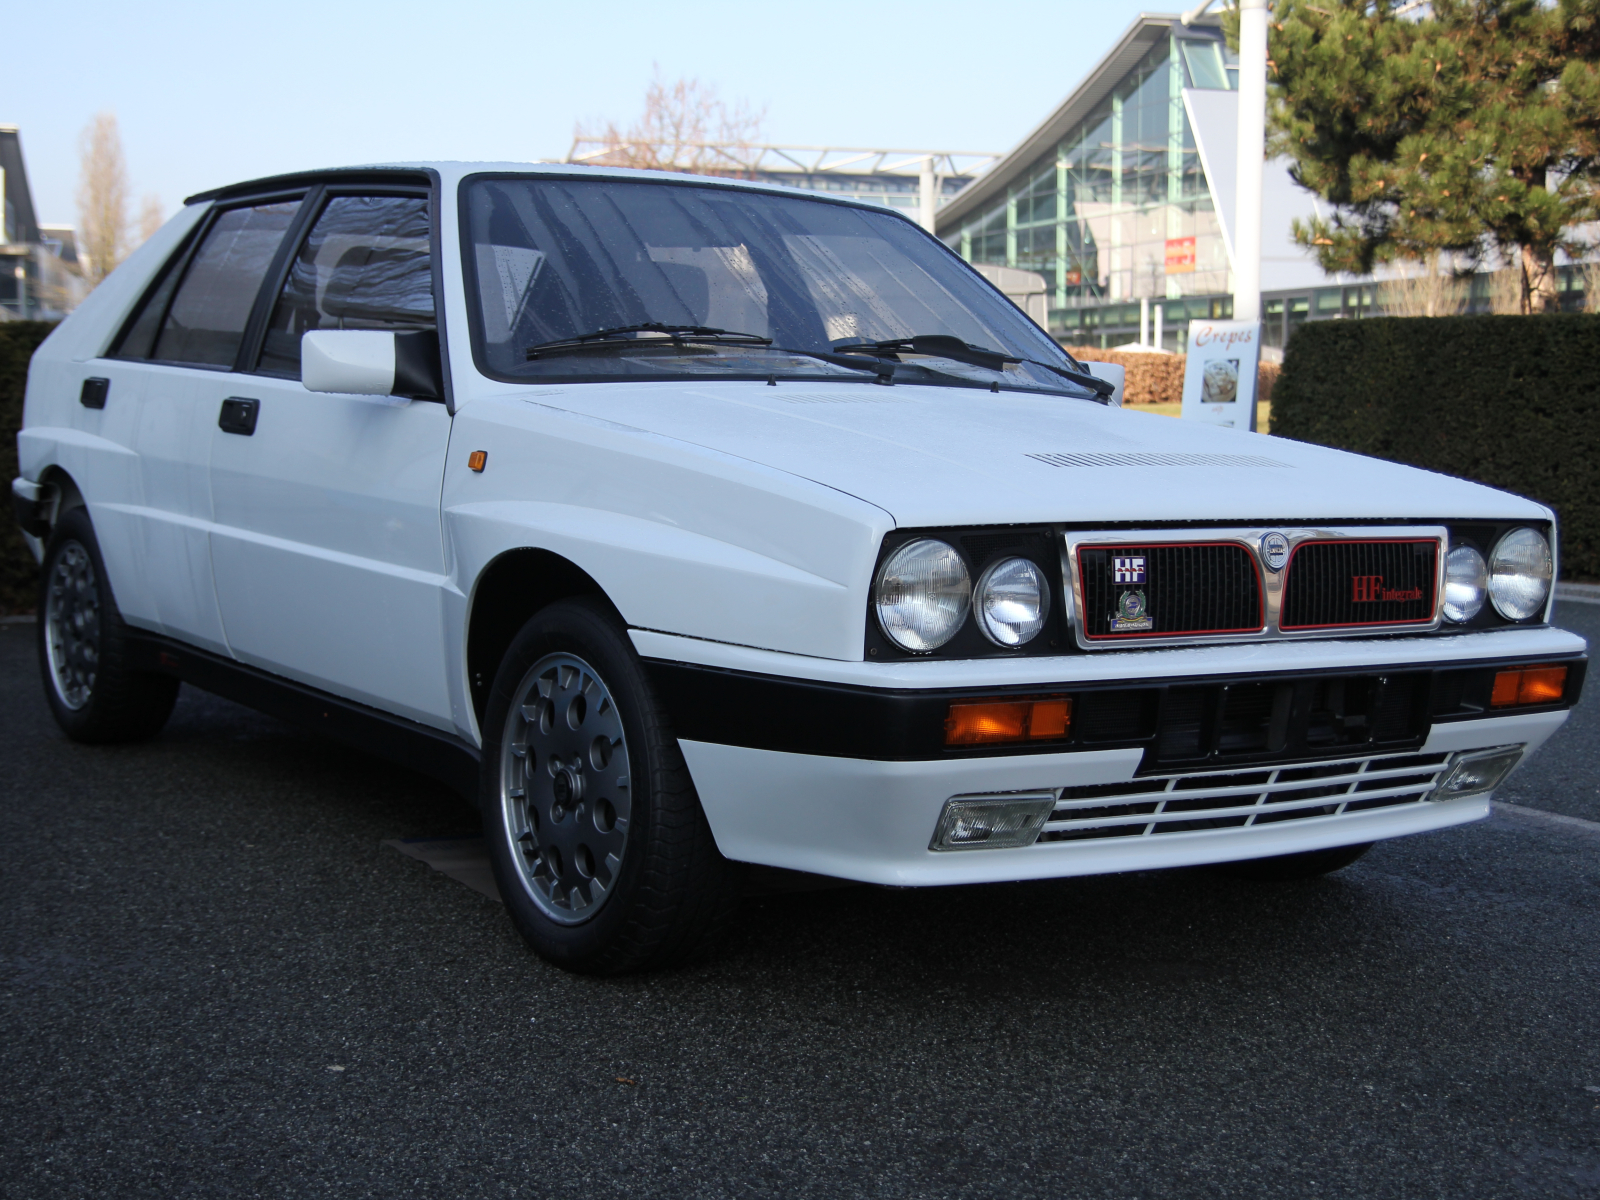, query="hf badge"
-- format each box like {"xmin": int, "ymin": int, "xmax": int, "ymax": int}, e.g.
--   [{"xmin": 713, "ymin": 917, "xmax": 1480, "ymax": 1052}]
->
[{"xmin": 1109, "ymin": 554, "xmax": 1153, "ymax": 632}]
